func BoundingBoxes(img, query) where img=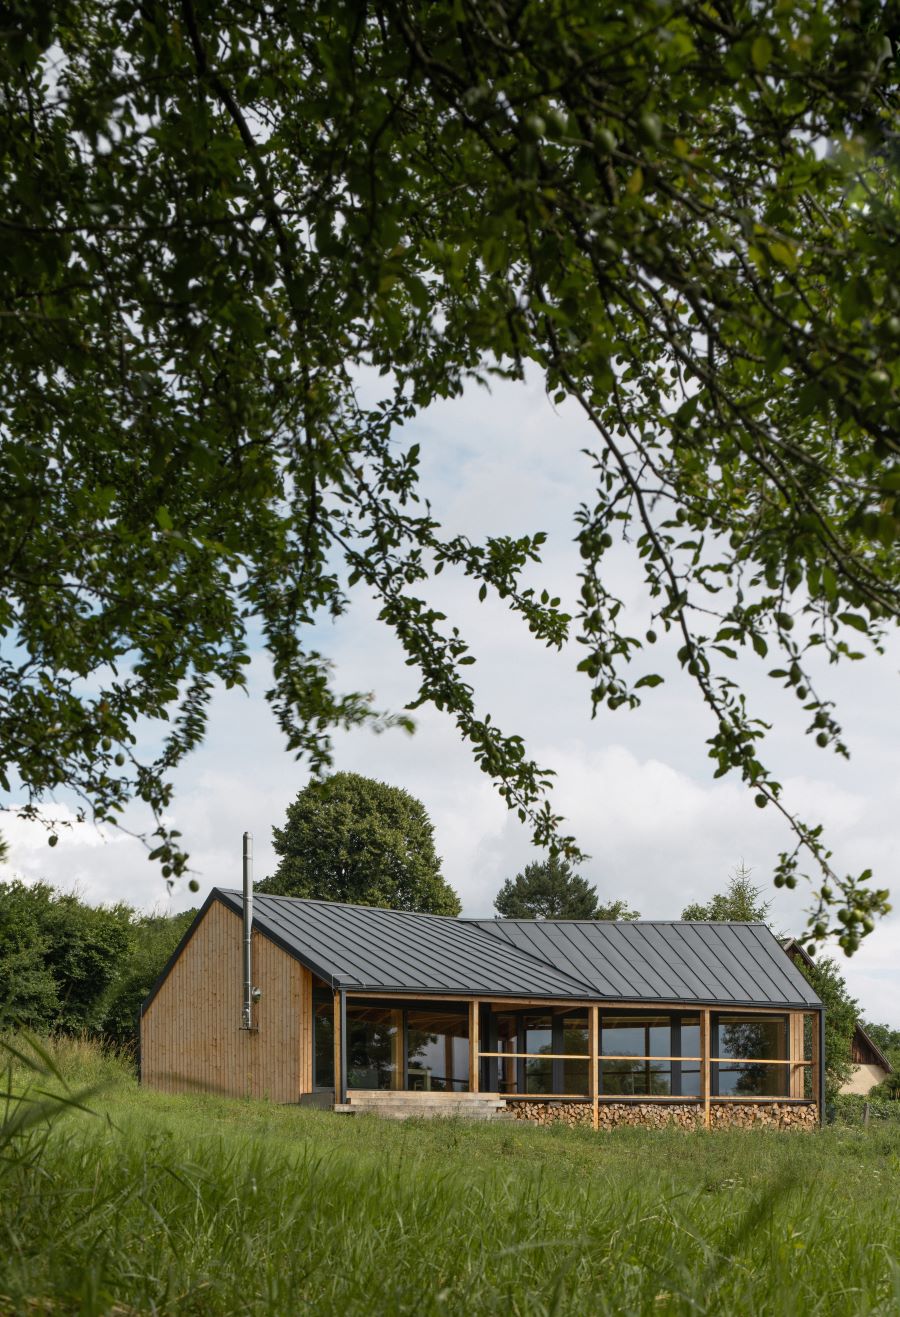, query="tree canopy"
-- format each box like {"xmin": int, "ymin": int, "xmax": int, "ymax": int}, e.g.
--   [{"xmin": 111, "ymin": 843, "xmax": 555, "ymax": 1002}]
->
[
  {"xmin": 258, "ymin": 772, "xmax": 461, "ymax": 914},
  {"xmin": 494, "ymin": 856, "xmax": 639, "ymax": 920},
  {"xmin": 1, "ymin": 2, "xmax": 897, "ymax": 946},
  {"xmin": 681, "ymin": 864, "xmax": 772, "ymax": 923},
  {"xmin": 0, "ymin": 879, "xmax": 194, "ymax": 1042}
]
